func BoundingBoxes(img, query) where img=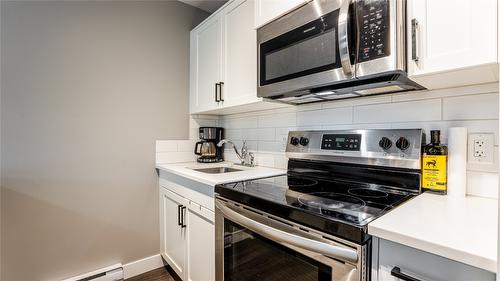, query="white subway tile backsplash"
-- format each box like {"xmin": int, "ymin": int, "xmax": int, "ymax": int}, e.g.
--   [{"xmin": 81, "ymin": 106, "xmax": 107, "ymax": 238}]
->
[
  {"xmin": 322, "ymin": 123, "xmax": 392, "ymax": 130},
  {"xmin": 242, "ymin": 128, "xmax": 276, "ymax": 141},
  {"xmin": 258, "ymin": 141, "xmax": 284, "ymax": 152},
  {"xmin": 255, "ymin": 153, "xmax": 275, "ymax": 167},
  {"xmin": 297, "ymin": 107, "xmax": 353, "ymax": 126},
  {"xmin": 225, "ymin": 129, "xmax": 243, "ymax": 140},
  {"xmin": 354, "ymin": 99, "xmax": 441, "ymax": 123},
  {"xmin": 183, "ymin": 83, "xmax": 499, "ymax": 198},
  {"xmin": 156, "ymin": 151, "xmax": 195, "ymax": 164},
  {"xmin": 321, "ymin": 95, "xmax": 392, "ymax": 109},
  {"xmin": 466, "ymin": 171, "xmax": 498, "ymax": 199},
  {"xmin": 392, "ymin": 83, "xmax": 498, "ymax": 102},
  {"xmin": 258, "ymin": 112, "xmax": 297, "ymax": 128},
  {"xmin": 156, "ymin": 140, "xmax": 178, "ymax": 152},
  {"xmin": 222, "ymin": 116, "xmax": 259, "ymax": 129},
  {"xmin": 443, "ymin": 93, "xmax": 499, "ymax": 120},
  {"xmin": 177, "ymin": 140, "xmax": 196, "ymax": 152},
  {"xmin": 296, "ymin": 103, "xmax": 323, "ymax": 112}
]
